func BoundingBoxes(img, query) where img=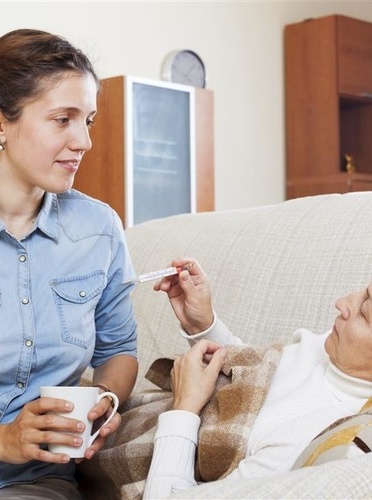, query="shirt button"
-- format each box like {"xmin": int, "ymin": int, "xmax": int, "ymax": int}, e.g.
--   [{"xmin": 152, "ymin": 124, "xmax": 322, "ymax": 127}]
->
[
  {"xmin": 25, "ymin": 339, "xmax": 33, "ymax": 347},
  {"xmin": 17, "ymin": 382, "xmax": 24, "ymax": 389},
  {"xmin": 22, "ymin": 298, "xmax": 29, "ymax": 305},
  {"xmin": 19, "ymin": 255, "xmax": 27, "ymax": 262},
  {"xmin": 79, "ymin": 291, "xmax": 86, "ymax": 297}
]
